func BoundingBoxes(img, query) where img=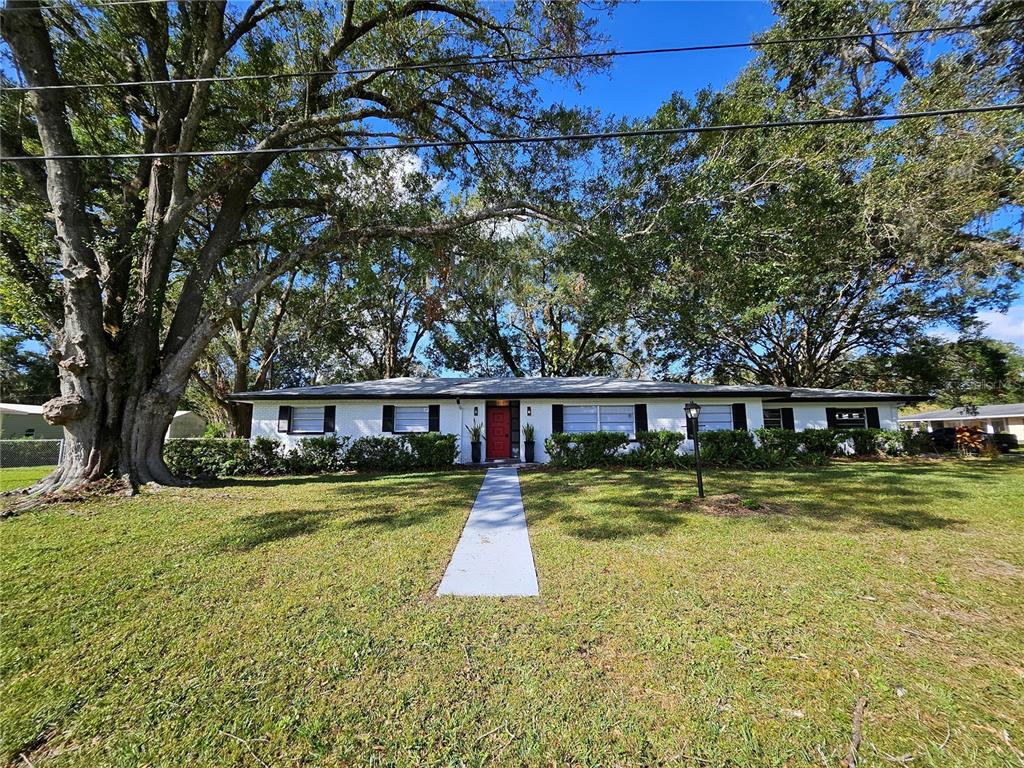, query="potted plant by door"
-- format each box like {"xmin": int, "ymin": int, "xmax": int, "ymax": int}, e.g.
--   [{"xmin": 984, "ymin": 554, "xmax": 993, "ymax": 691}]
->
[
  {"xmin": 467, "ymin": 421, "xmax": 484, "ymax": 463},
  {"xmin": 522, "ymin": 423, "xmax": 536, "ymax": 463}
]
